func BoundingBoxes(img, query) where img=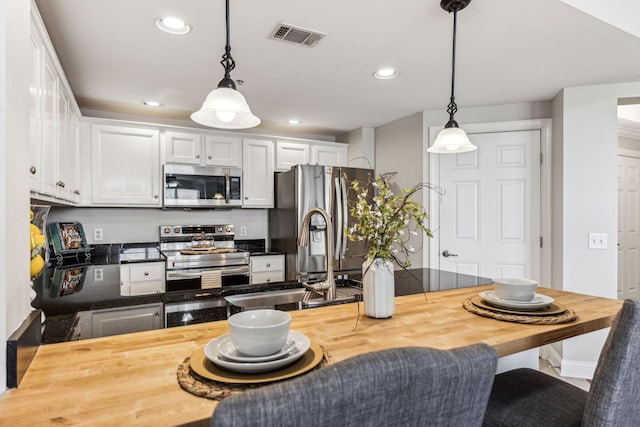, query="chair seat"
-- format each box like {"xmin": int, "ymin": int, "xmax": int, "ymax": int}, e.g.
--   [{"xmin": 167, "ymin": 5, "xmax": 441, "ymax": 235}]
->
[{"xmin": 483, "ymin": 368, "xmax": 587, "ymax": 427}]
